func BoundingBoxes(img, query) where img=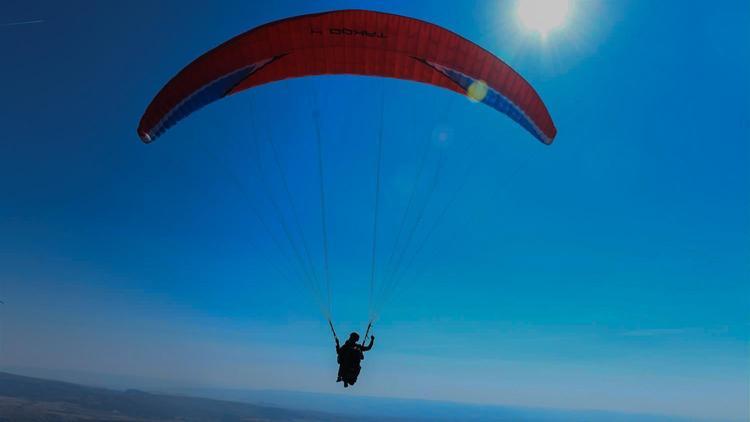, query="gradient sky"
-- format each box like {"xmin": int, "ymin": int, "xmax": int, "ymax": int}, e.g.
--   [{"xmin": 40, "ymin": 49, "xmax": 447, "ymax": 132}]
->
[{"xmin": 1, "ymin": 1, "xmax": 748, "ymax": 421}]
